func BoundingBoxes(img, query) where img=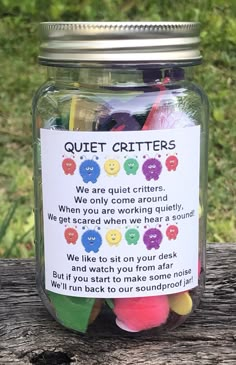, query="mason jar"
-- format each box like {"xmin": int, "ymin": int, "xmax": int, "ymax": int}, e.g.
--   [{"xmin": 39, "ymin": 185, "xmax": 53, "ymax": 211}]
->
[{"xmin": 32, "ymin": 22, "xmax": 209, "ymax": 334}]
